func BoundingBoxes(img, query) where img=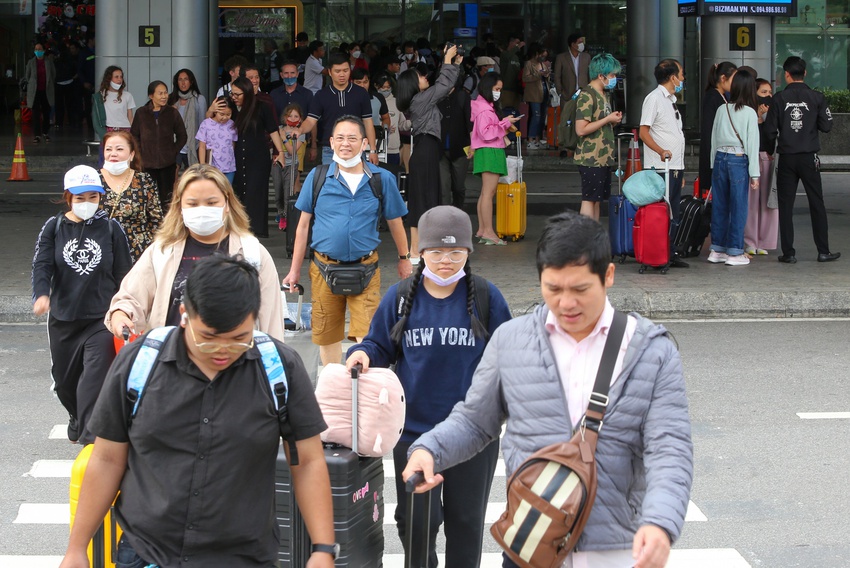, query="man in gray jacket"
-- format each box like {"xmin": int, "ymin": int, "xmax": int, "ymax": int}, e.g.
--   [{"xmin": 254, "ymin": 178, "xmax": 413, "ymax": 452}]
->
[{"xmin": 403, "ymin": 210, "xmax": 693, "ymax": 568}]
